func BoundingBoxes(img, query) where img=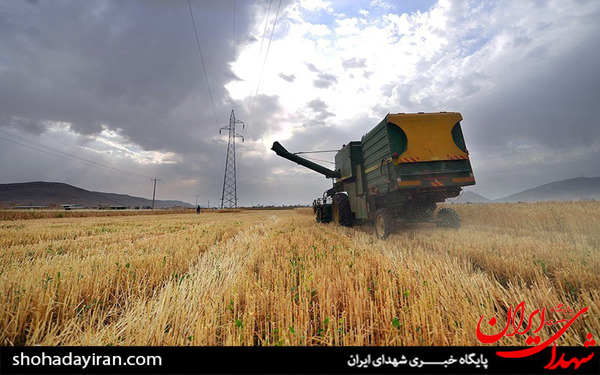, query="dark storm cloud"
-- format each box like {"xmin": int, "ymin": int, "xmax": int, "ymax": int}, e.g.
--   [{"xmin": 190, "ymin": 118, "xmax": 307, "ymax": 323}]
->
[
  {"xmin": 0, "ymin": 0, "xmax": 267, "ymax": 205},
  {"xmin": 453, "ymin": 32, "xmax": 600, "ymax": 197},
  {"xmin": 0, "ymin": 0, "xmax": 258, "ymax": 151},
  {"xmin": 6, "ymin": 117, "xmax": 46, "ymax": 135},
  {"xmin": 242, "ymin": 93, "xmax": 283, "ymax": 140},
  {"xmin": 467, "ymin": 34, "xmax": 600, "ymax": 152}
]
